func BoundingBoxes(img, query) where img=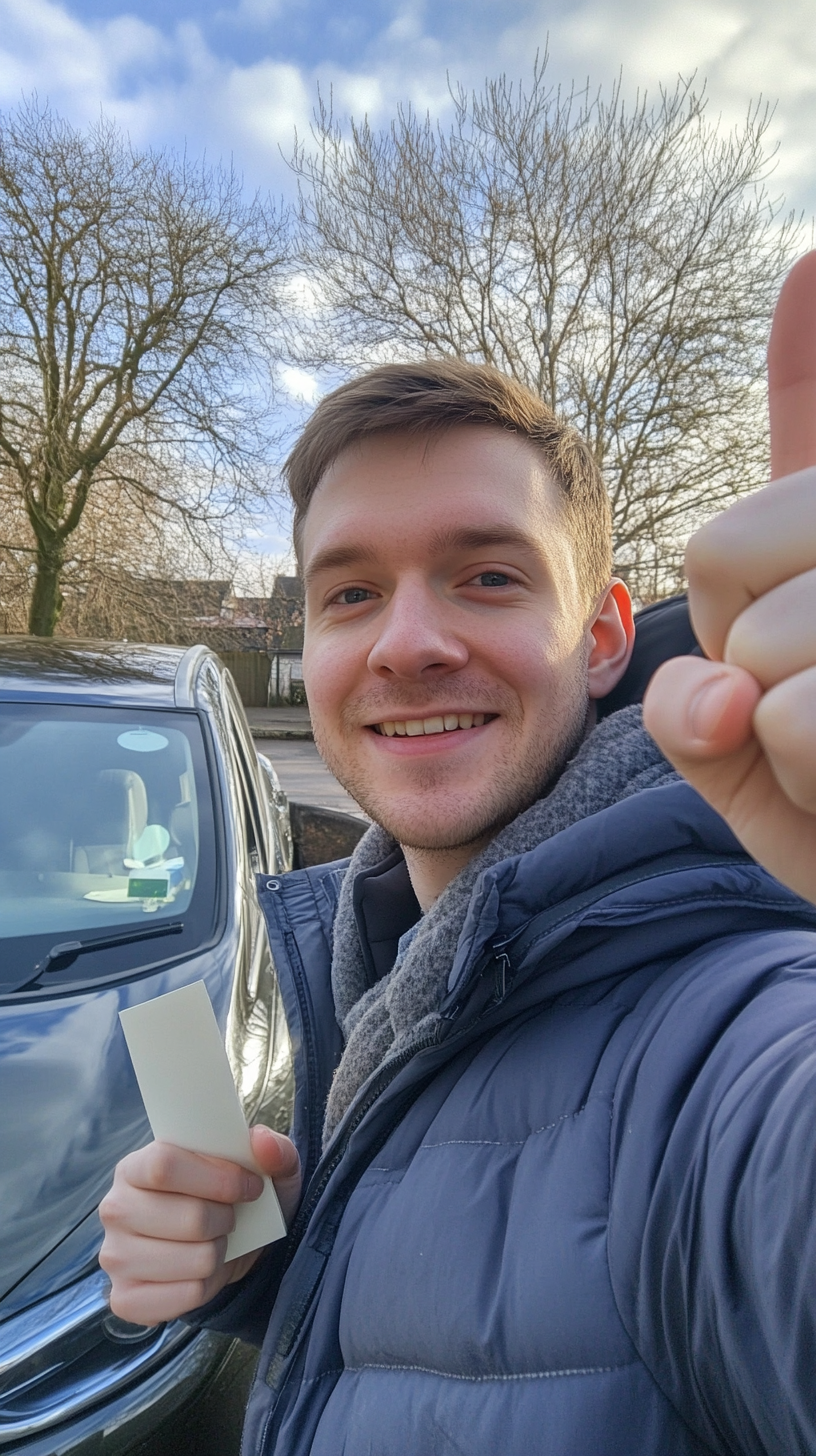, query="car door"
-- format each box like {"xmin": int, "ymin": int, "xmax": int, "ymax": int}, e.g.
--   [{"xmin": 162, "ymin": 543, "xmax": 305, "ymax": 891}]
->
[
  {"xmin": 222, "ymin": 675, "xmax": 273, "ymax": 875},
  {"xmin": 218, "ymin": 670, "xmax": 294, "ymax": 1131}
]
